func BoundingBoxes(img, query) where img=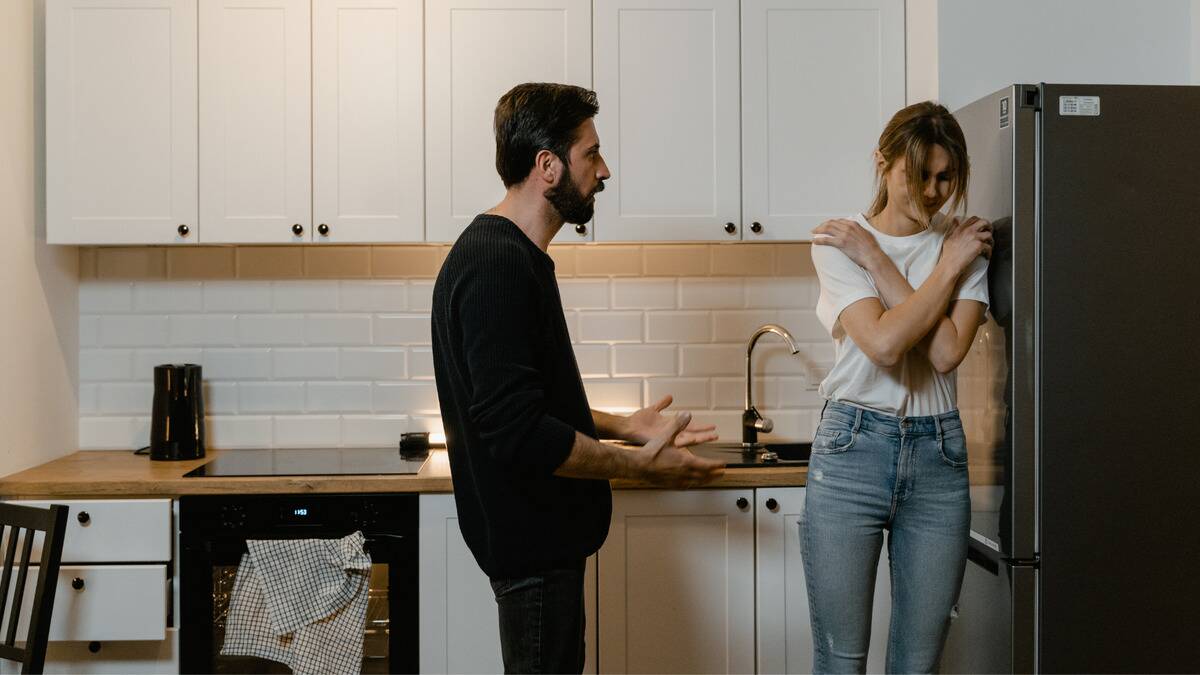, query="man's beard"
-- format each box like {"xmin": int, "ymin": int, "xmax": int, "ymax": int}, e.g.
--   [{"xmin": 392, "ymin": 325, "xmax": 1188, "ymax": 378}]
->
[{"xmin": 545, "ymin": 167, "xmax": 603, "ymax": 225}]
